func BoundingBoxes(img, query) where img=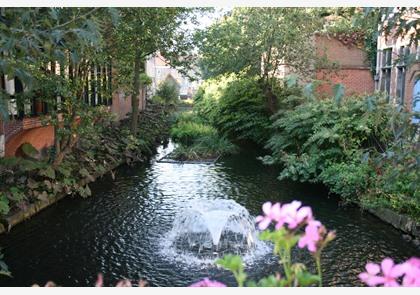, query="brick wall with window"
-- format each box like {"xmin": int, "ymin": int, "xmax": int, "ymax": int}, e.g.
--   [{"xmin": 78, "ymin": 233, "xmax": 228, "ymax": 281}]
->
[{"xmin": 376, "ymin": 30, "xmax": 420, "ymax": 112}]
